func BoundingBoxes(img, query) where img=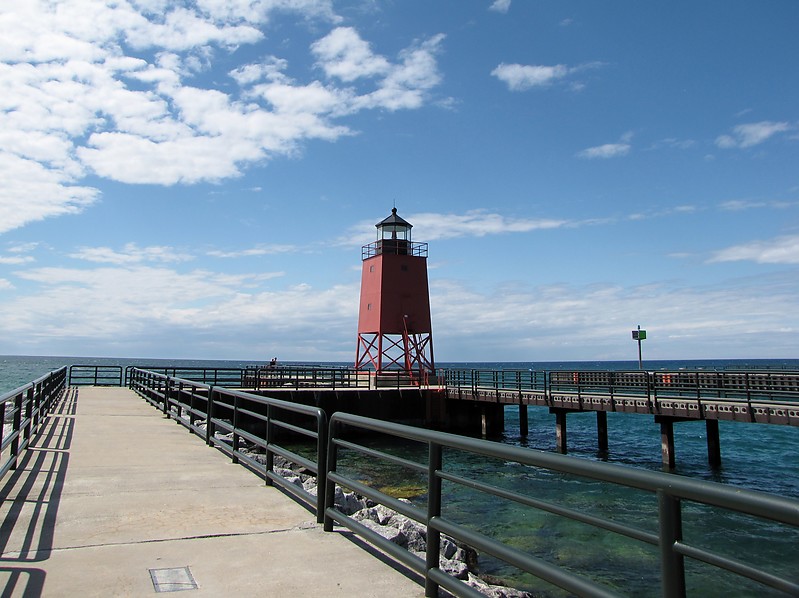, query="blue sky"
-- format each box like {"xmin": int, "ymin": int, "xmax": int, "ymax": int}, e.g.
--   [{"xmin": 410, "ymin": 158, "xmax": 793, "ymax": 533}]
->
[{"xmin": 1, "ymin": 0, "xmax": 797, "ymax": 363}]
